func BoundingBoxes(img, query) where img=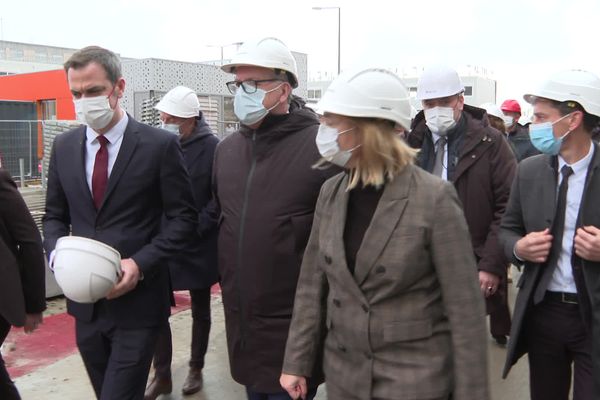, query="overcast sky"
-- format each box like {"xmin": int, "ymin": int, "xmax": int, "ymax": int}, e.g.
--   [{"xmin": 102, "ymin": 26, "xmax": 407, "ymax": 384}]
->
[{"xmin": 2, "ymin": 0, "xmax": 598, "ymax": 112}]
